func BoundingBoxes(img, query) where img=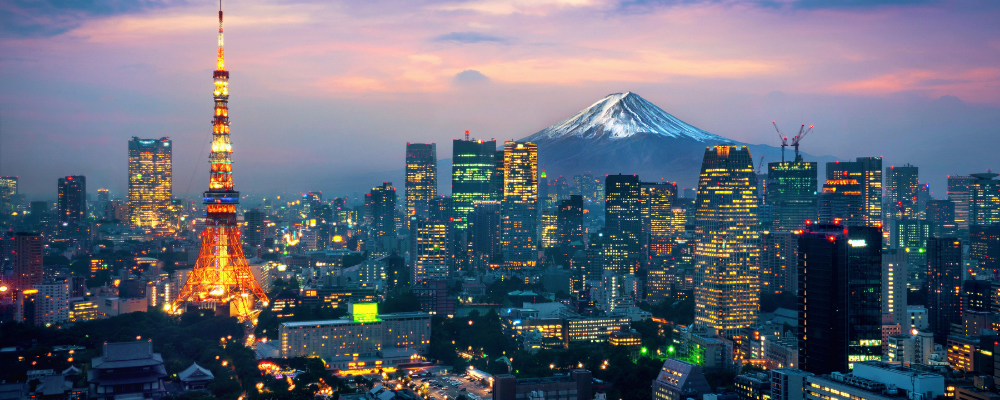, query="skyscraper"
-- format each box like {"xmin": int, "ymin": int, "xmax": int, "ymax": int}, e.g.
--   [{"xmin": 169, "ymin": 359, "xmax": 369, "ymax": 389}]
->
[
  {"xmin": 926, "ymin": 237, "xmax": 963, "ymax": 341},
  {"xmin": 128, "ymin": 137, "xmax": 173, "ymax": 231},
  {"xmin": 882, "ymin": 249, "xmax": 907, "ymax": 326},
  {"xmin": 413, "ymin": 217, "xmax": 449, "ymax": 282},
  {"xmin": 827, "ymin": 157, "xmax": 882, "ymax": 226},
  {"xmin": 968, "ymin": 225, "xmax": 1000, "ymax": 281},
  {"xmin": 451, "ymin": 138, "xmax": 497, "ymax": 230},
  {"xmin": 948, "ymin": 175, "xmax": 975, "ymax": 234},
  {"xmin": 244, "ymin": 208, "xmax": 266, "ymax": 248},
  {"xmin": 0, "ymin": 176, "xmax": 17, "ymax": 216},
  {"xmin": 797, "ymin": 224, "xmax": 882, "ymax": 374},
  {"xmin": 693, "ymin": 146, "xmax": 761, "ymax": 337},
  {"xmin": 405, "ymin": 143, "xmax": 437, "ymax": 219},
  {"xmin": 761, "ymin": 231, "xmax": 797, "ymax": 294},
  {"xmin": 767, "ymin": 159, "xmax": 817, "ymax": 232},
  {"xmin": 926, "ymin": 200, "xmax": 957, "ymax": 238},
  {"xmin": 172, "ymin": 5, "xmax": 269, "ymax": 321},
  {"xmin": 501, "ymin": 141, "xmax": 538, "ymax": 269},
  {"xmin": 642, "ymin": 181, "xmax": 677, "ymax": 257},
  {"xmin": 367, "ymin": 182, "xmax": 397, "ymax": 251},
  {"xmin": 605, "ymin": 174, "xmax": 641, "ymax": 273},
  {"xmin": 469, "ymin": 201, "xmax": 502, "ymax": 259},
  {"xmin": 557, "ymin": 195, "xmax": 584, "ymax": 260},
  {"xmin": 969, "ymin": 172, "xmax": 1000, "ymax": 227},
  {"xmin": 886, "ymin": 164, "xmax": 919, "ymax": 220},
  {"xmin": 818, "ymin": 178, "xmax": 863, "ymax": 226},
  {"xmin": 13, "ymin": 232, "xmax": 43, "ymax": 290},
  {"xmin": 57, "ymin": 176, "xmax": 86, "ymax": 235}
]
